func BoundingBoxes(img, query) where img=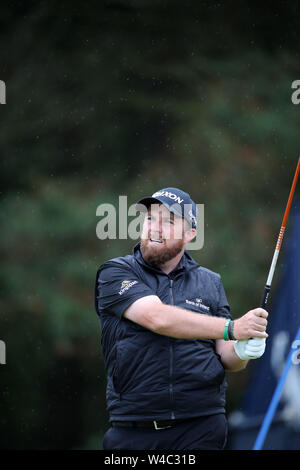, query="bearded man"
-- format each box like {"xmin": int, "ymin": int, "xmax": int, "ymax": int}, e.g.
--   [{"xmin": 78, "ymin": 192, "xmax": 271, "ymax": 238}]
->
[{"xmin": 95, "ymin": 187, "xmax": 268, "ymax": 450}]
